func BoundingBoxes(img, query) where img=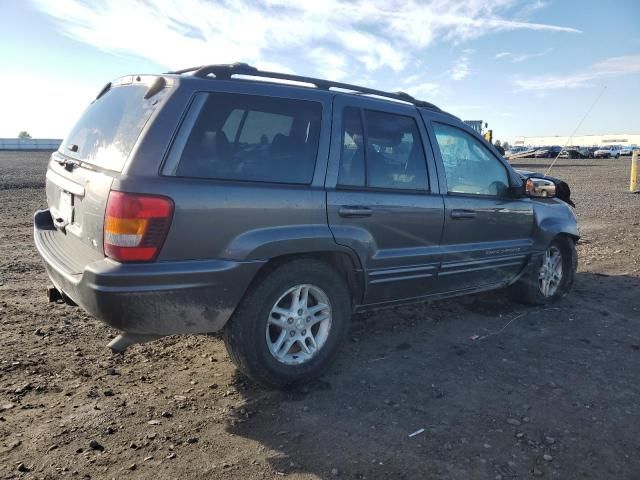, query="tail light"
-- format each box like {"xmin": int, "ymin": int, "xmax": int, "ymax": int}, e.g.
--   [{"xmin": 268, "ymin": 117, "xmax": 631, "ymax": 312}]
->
[{"xmin": 104, "ymin": 191, "xmax": 174, "ymax": 262}]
